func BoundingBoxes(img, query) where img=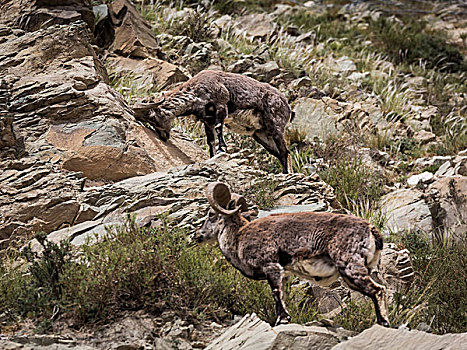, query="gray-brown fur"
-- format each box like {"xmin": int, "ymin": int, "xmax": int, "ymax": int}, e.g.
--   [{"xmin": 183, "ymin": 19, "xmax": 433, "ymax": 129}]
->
[
  {"xmin": 133, "ymin": 70, "xmax": 293, "ymax": 173},
  {"xmin": 196, "ymin": 182, "xmax": 390, "ymax": 327}
]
